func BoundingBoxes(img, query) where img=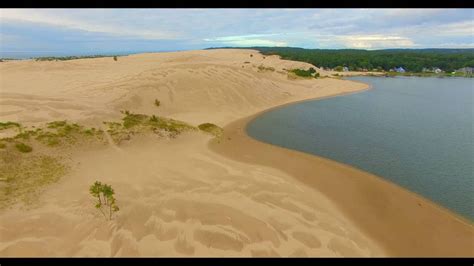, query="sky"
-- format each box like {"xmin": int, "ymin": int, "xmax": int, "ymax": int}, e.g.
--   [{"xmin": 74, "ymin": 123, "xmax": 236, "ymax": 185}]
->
[{"xmin": 0, "ymin": 9, "xmax": 473, "ymax": 58}]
